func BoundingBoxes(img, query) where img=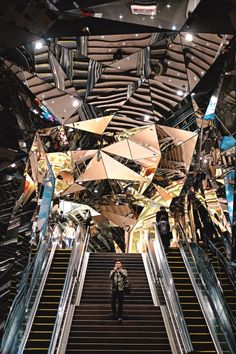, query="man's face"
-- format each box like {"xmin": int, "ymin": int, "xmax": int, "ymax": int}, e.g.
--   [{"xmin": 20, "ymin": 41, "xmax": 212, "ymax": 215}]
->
[{"xmin": 115, "ymin": 261, "xmax": 122, "ymax": 269}]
